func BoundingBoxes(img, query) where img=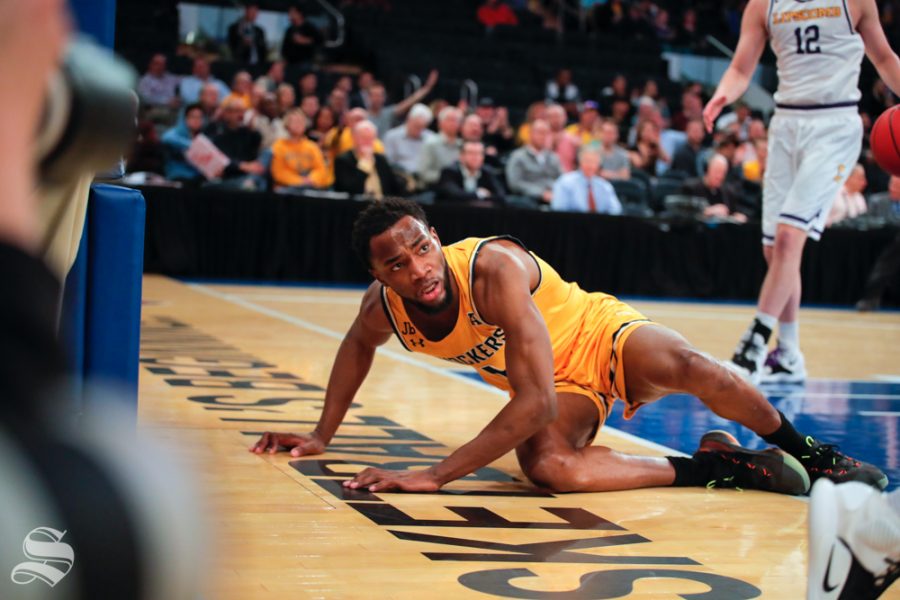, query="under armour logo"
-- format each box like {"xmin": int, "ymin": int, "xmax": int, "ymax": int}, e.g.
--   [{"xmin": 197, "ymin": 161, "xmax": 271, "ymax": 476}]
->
[
  {"xmin": 10, "ymin": 527, "xmax": 75, "ymax": 587},
  {"xmin": 409, "ymin": 337, "xmax": 425, "ymax": 348}
]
